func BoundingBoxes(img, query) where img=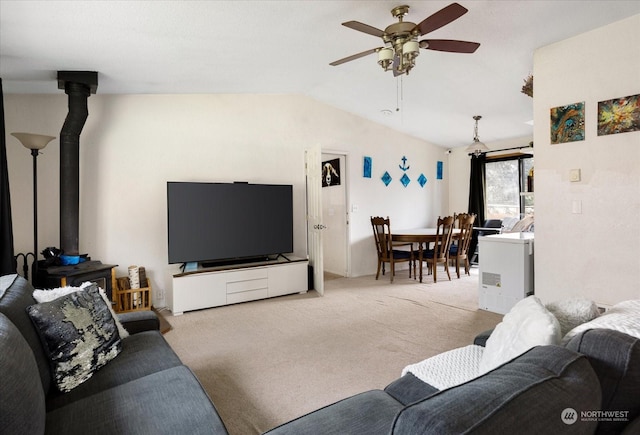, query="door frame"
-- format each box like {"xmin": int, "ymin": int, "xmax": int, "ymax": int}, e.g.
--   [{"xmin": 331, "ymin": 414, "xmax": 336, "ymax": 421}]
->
[{"xmin": 321, "ymin": 149, "xmax": 351, "ymax": 278}]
